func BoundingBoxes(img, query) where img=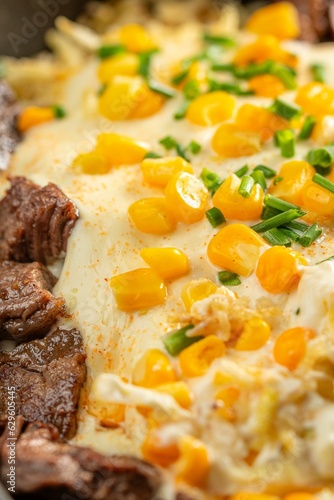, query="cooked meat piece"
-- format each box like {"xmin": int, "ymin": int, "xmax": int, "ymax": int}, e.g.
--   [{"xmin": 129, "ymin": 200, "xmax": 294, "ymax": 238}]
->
[
  {"xmin": 0, "ymin": 81, "xmax": 20, "ymax": 171},
  {"xmin": 0, "ymin": 418, "xmax": 161, "ymax": 500},
  {"xmin": 0, "ymin": 261, "xmax": 65, "ymax": 342},
  {"xmin": 0, "ymin": 328, "xmax": 86, "ymax": 439},
  {"xmin": 0, "ymin": 176, "xmax": 79, "ymax": 264}
]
